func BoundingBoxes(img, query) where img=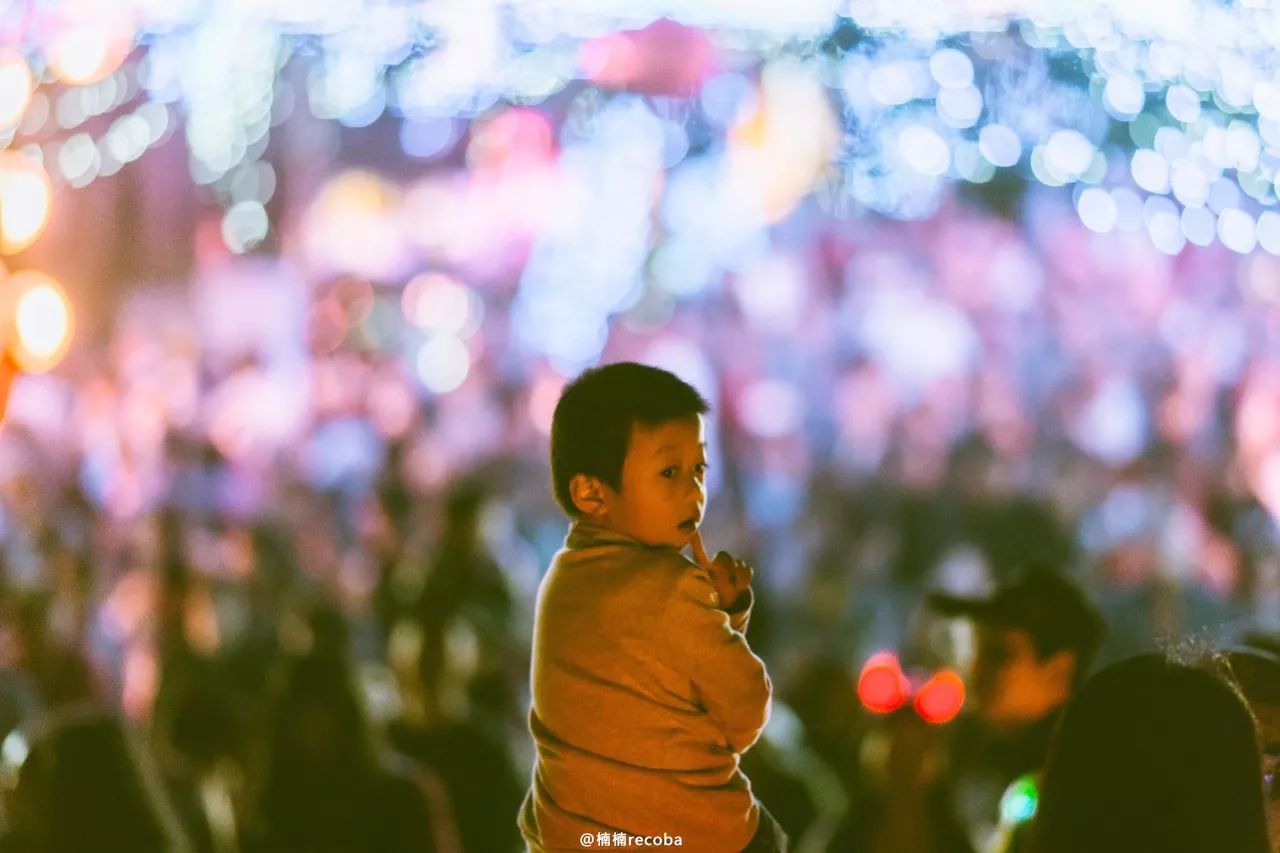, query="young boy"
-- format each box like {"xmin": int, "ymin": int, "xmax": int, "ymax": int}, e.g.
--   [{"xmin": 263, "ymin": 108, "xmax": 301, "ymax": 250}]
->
[{"xmin": 518, "ymin": 362, "xmax": 782, "ymax": 852}]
